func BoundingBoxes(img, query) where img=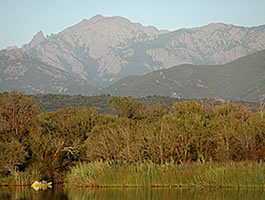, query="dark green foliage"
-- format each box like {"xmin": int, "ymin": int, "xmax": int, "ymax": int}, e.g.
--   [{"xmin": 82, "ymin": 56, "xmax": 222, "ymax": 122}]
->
[
  {"xmin": 32, "ymin": 94, "xmax": 114, "ymax": 114},
  {"xmin": 32, "ymin": 94, "xmax": 260, "ymax": 115}
]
